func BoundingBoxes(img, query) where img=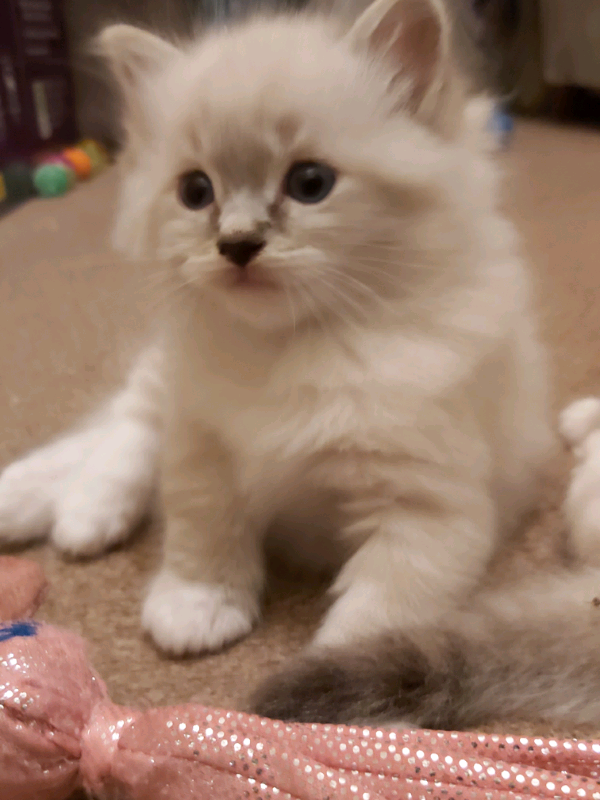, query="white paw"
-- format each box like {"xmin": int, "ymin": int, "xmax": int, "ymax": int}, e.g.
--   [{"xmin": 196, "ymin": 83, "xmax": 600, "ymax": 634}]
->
[
  {"xmin": 51, "ymin": 419, "xmax": 157, "ymax": 557},
  {"xmin": 0, "ymin": 473, "xmax": 52, "ymax": 544},
  {"xmin": 51, "ymin": 501, "xmax": 140, "ymax": 557},
  {"xmin": 142, "ymin": 571, "xmax": 258, "ymax": 655},
  {"xmin": 0, "ymin": 415, "xmax": 157, "ymax": 557},
  {"xmin": 560, "ymin": 398, "xmax": 600, "ymax": 448},
  {"xmin": 0, "ymin": 435, "xmax": 90, "ymax": 544},
  {"xmin": 311, "ymin": 580, "xmax": 394, "ymax": 651}
]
